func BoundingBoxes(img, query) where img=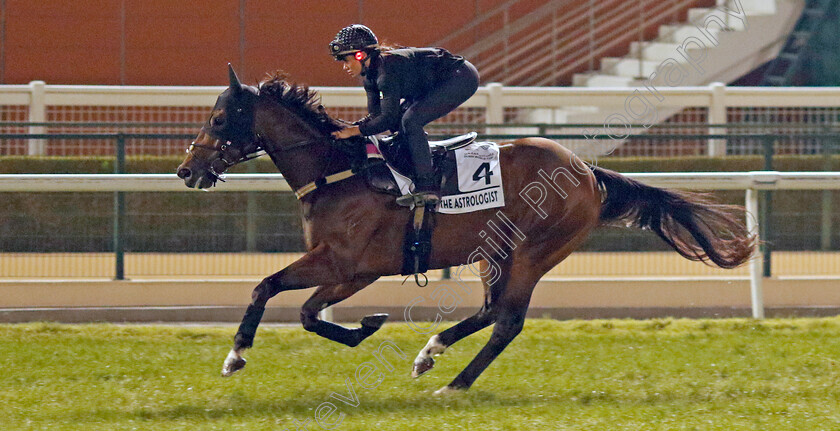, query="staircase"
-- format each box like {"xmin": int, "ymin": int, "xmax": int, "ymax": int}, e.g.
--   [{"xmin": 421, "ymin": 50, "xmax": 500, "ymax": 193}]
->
[
  {"xmin": 437, "ymin": 0, "xmax": 805, "ymax": 128},
  {"xmin": 436, "ymin": 0, "xmax": 720, "ymax": 87},
  {"xmin": 760, "ymin": 0, "xmax": 837, "ymax": 86},
  {"xmin": 560, "ymin": 0, "xmax": 804, "ymax": 126},
  {"xmin": 576, "ymin": 0, "xmax": 803, "ymax": 88}
]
